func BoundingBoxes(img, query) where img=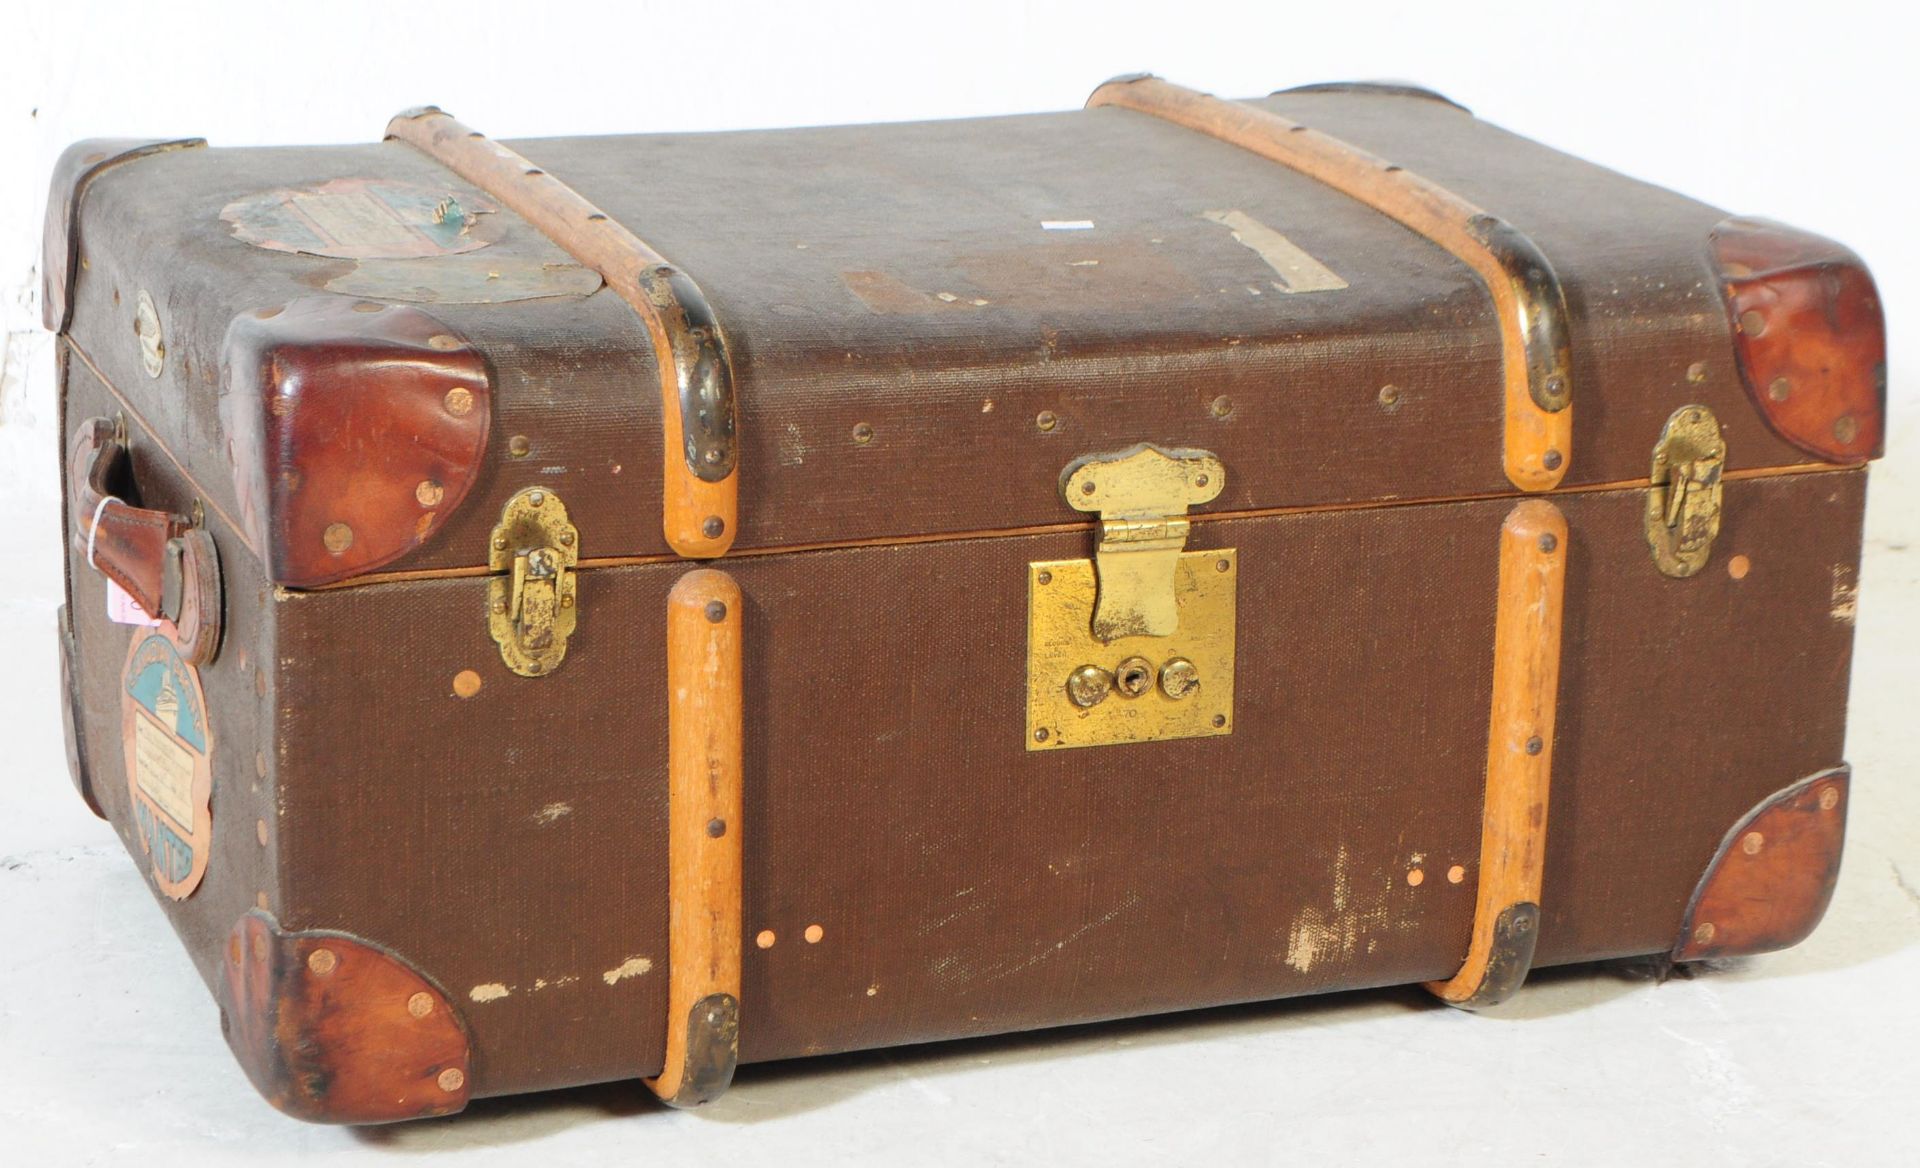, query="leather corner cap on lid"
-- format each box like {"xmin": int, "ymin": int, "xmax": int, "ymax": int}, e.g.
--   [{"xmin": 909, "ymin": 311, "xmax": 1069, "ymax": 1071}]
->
[
  {"xmin": 219, "ymin": 297, "xmax": 491, "ymax": 588},
  {"xmin": 1711, "ymin": 217, "xmax": 1886, "ymax": 465}
]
